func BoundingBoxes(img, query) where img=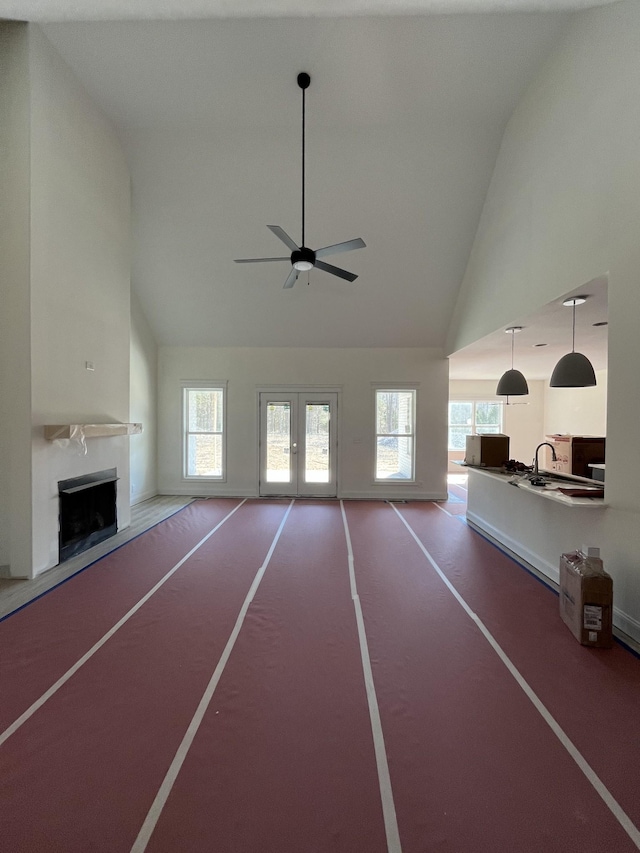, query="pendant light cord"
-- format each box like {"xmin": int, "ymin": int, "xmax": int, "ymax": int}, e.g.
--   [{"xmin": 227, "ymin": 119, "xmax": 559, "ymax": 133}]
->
[
  {"xmin": 301, "ymin": 83, "xmax": 306, "ymax": 248},
  {"xmin": 510, "ymin": 329, "xmax": 515, "ymax": 369},
  {"xmin": 572, "ymin": 303, "xmax": 576, "ymax": 352}
]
